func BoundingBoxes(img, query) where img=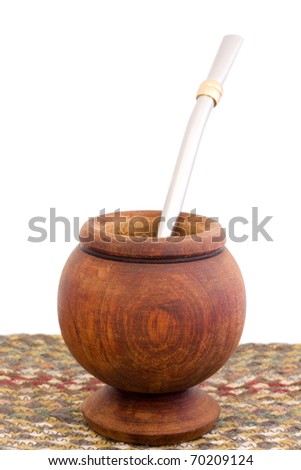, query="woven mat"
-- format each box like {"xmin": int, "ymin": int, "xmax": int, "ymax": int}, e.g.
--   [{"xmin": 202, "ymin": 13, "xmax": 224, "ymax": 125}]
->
[{"xmin": 0, "ymin": 335, "xmax": 300, "ymax": 450}]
